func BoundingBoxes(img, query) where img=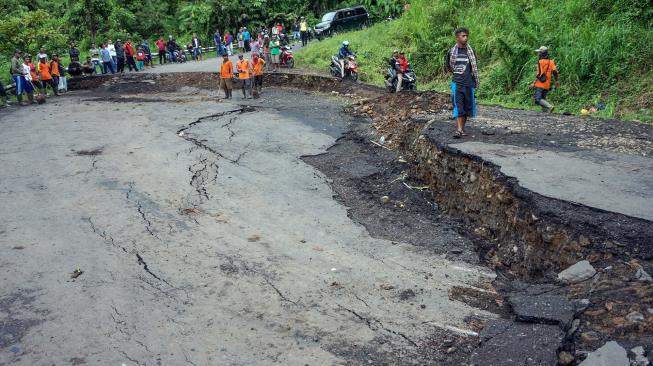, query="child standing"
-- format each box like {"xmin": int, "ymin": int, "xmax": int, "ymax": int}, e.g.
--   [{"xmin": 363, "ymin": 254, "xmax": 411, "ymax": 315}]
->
[
  {"xmin": 136, "ymin": 46, "xmax": 146, "ymax": 71},
  {"xmin": 49, "ymin": 55, "xmax": 61, "ymax": 95}
]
